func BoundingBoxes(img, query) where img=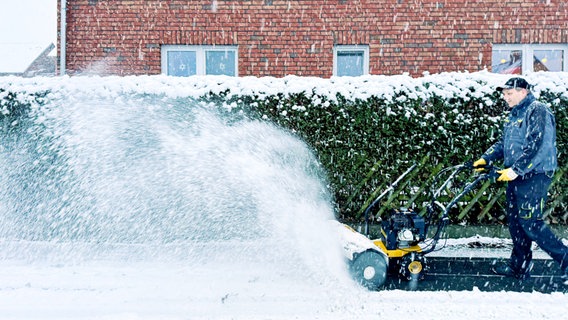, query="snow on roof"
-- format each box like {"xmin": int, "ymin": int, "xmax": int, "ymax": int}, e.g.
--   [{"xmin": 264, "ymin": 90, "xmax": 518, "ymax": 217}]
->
[{"xmin": 0, "ymin": 42, "xmax": 55, "ymax": 74}]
